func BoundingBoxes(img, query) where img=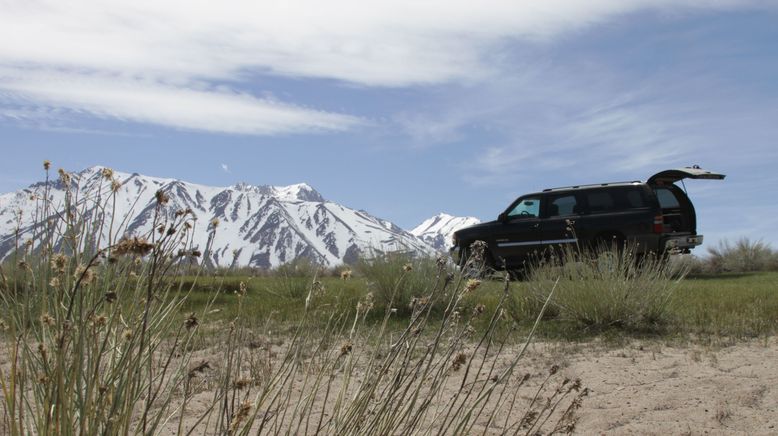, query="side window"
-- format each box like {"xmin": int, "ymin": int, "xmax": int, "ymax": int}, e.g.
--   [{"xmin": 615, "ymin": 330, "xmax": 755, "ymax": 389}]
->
[
  {"xmin": 586, "ymin": 191, "xmax": 615, "ymax": 213},
  {"xmin": 508, "ymin": 197, "xmax": 540, "ymax": 218},
  {"xmin": 655, "ymin": 188, "xmax": 680, "ymax": 209},
  {"xmin": 624, "ymin": 188, "xmax": 648, "ymax": 209},
  {"xmin": 546, "ymin": 194, "xmax": 578, "ymax": 217}
]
